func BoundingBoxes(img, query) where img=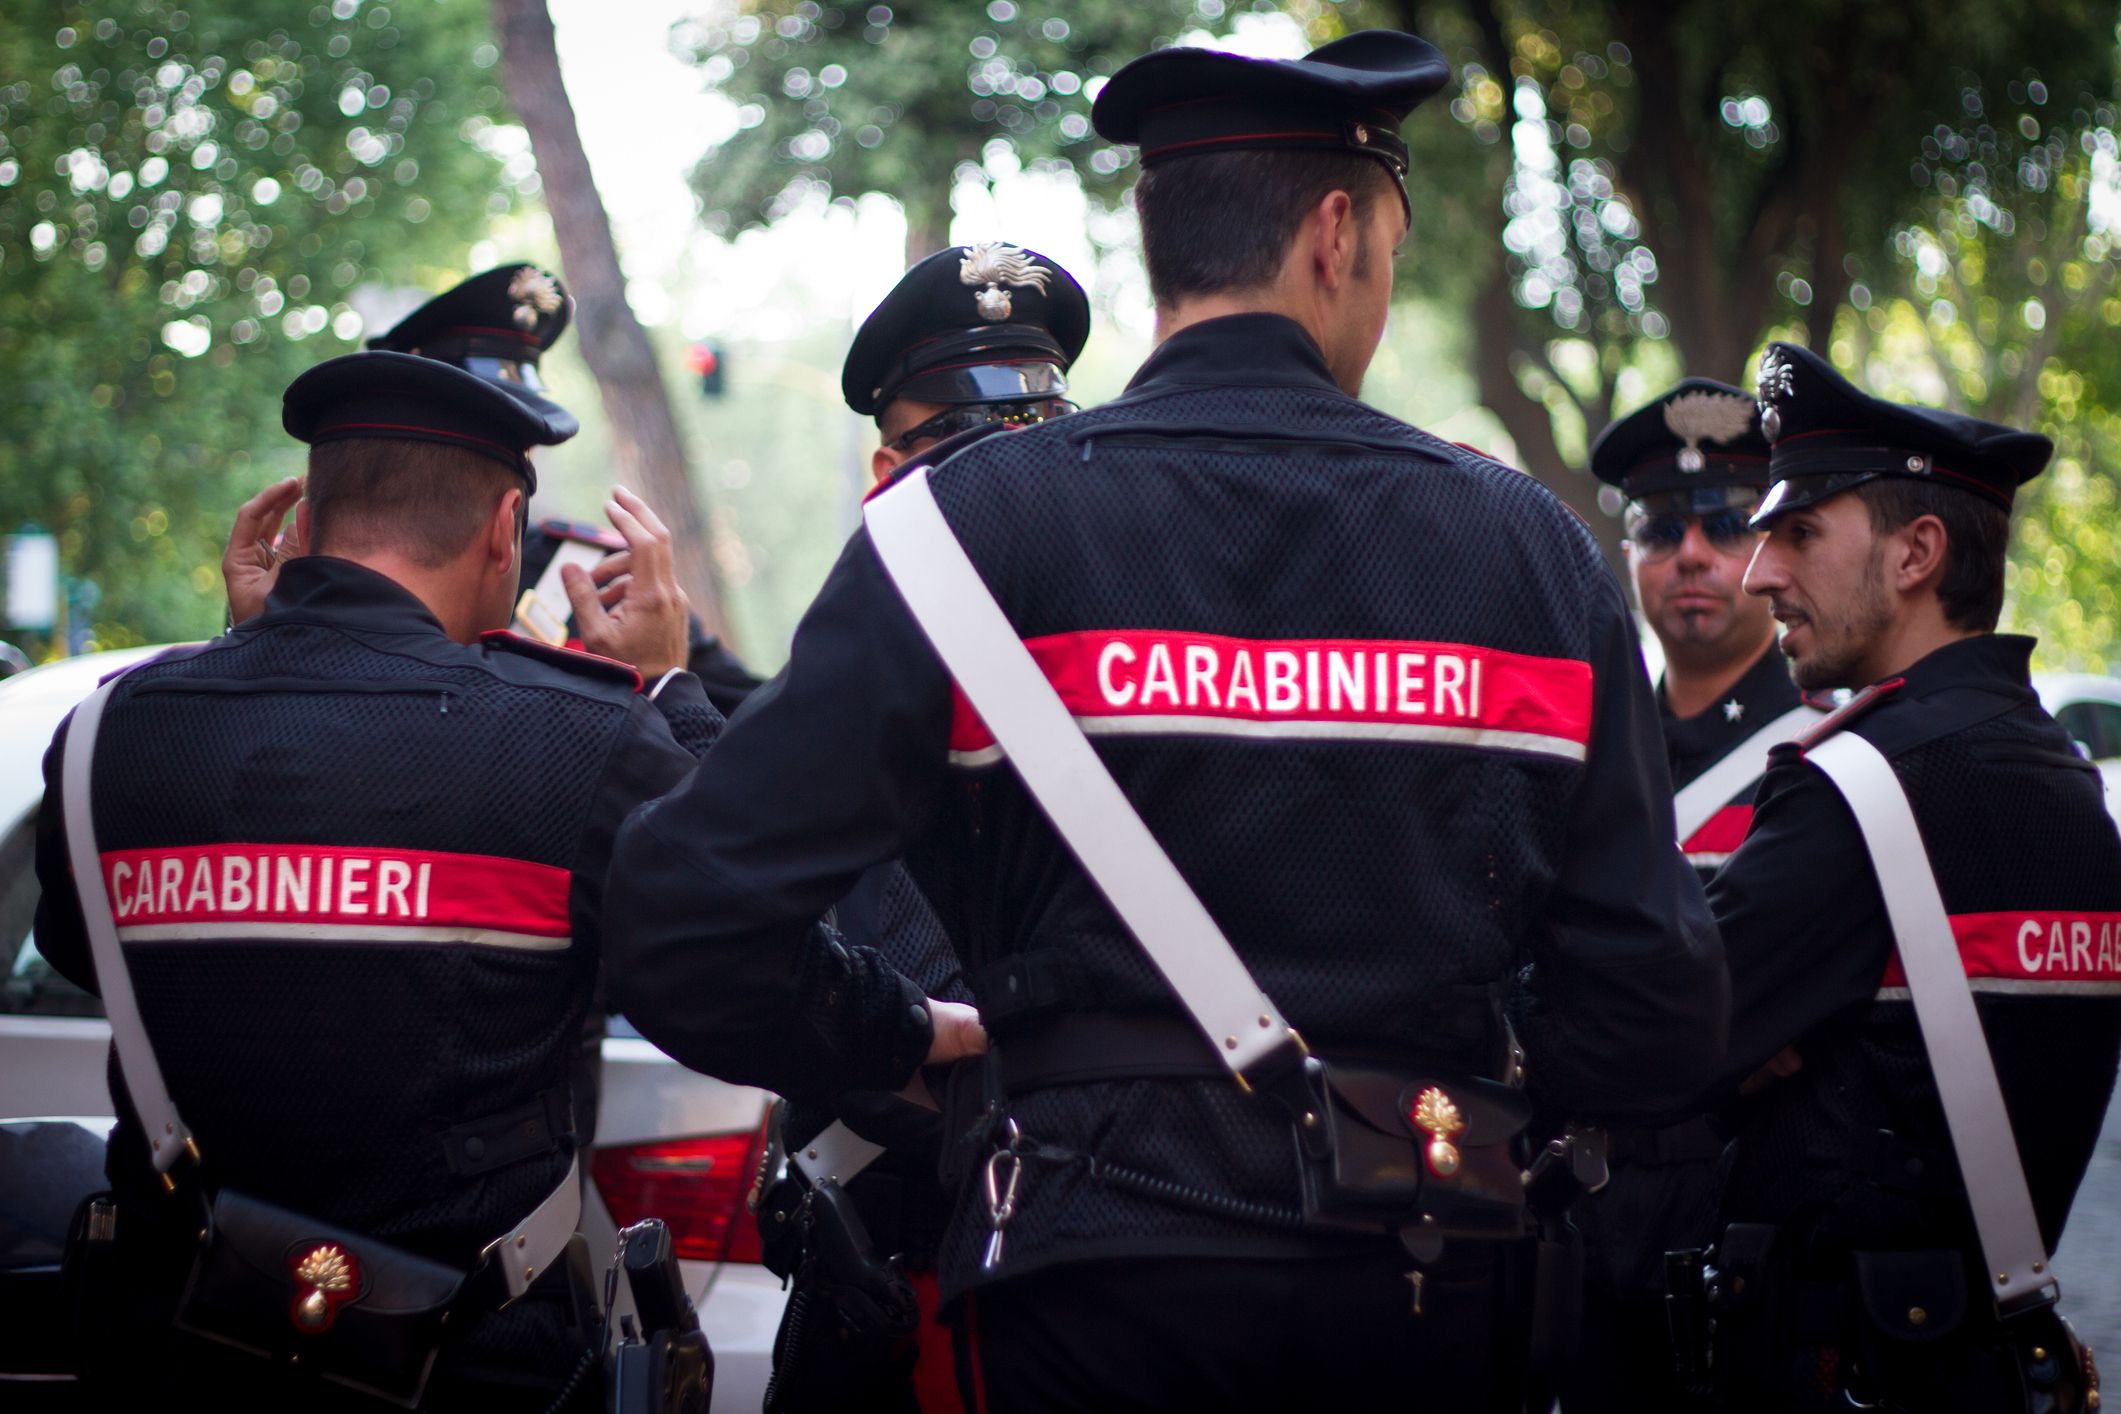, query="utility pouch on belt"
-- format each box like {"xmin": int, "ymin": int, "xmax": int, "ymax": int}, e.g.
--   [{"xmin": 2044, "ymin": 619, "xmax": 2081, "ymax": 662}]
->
[
  {"xmin": 58, "ymin": 678, "xmax": 585, "ymax": 1409},
  {"xmin": 866, "ymin": 468, "xmax": 1536, "ymax": 1256}
]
